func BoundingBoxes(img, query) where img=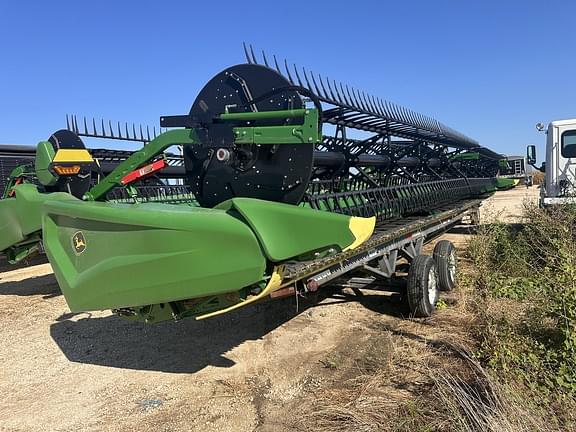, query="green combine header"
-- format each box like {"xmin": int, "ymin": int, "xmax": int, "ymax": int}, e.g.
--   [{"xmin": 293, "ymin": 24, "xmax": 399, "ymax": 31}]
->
[{"xmin": 0, "ymin": 46, "xmax": 512, "ymax": 321}]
